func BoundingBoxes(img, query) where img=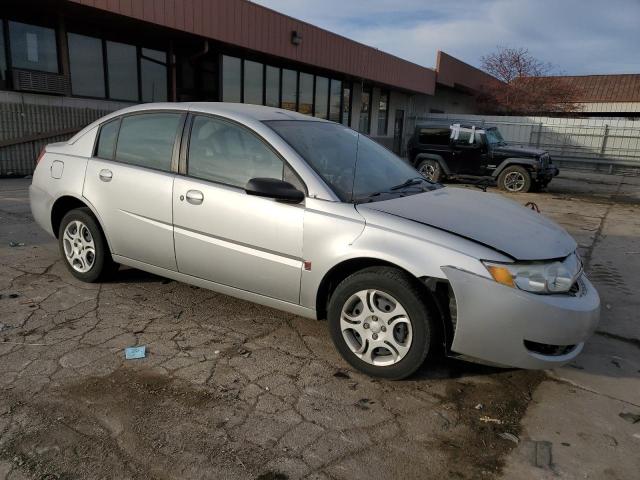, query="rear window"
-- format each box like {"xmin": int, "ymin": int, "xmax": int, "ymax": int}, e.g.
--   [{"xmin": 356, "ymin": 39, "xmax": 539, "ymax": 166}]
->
[
  {"xmin": 418, "ymin": 127, "xmax": 450, "ymax": 145},
  {"xmin": 114, "ymin": 113, "xmax": 182, "ymax": 171}
]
